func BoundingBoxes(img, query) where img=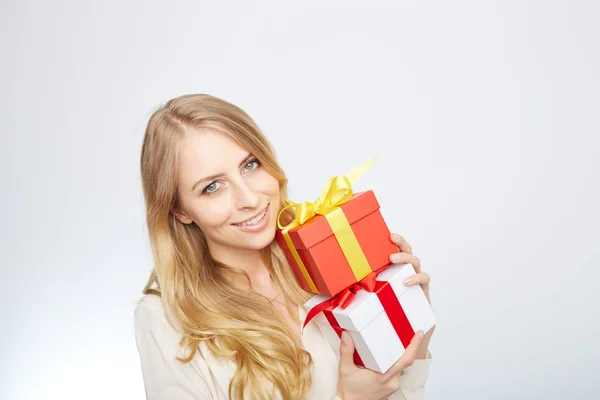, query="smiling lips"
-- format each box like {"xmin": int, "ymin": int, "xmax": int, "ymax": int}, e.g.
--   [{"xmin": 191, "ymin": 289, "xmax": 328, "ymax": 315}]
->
[{"xmin": 232, "ymin": 203, "xmax": 270, "ymax": 231}]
